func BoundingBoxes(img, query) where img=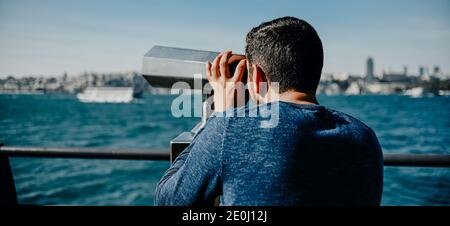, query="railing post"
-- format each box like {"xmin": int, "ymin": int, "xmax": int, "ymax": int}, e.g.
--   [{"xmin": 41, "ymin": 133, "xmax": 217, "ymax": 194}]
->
[
  {"xmin": 170, "ymin": 132, "xmax": 194, "ymax": 164},
  {"xmin": 0, "ymin": 143, "xmax": 18, "ymax": 206}
]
